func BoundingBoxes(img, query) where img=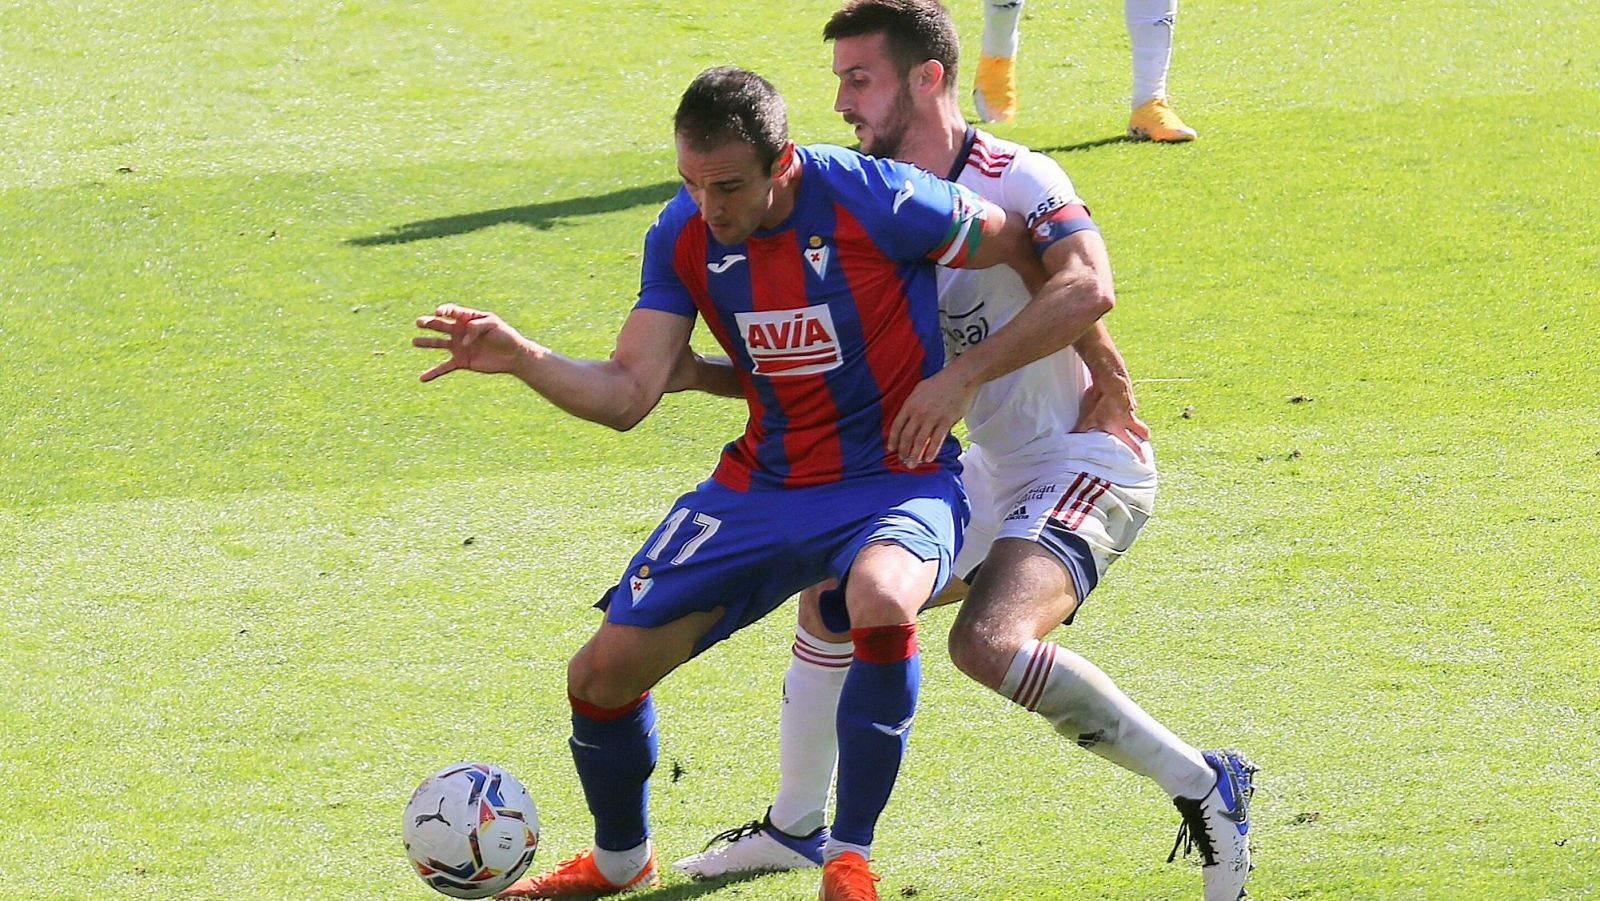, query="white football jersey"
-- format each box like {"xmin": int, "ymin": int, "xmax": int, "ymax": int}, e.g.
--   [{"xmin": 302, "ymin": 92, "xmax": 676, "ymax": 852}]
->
[{"xmin": 936, "ymin": 129, "xmax": 1156, "ymax": 488}]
